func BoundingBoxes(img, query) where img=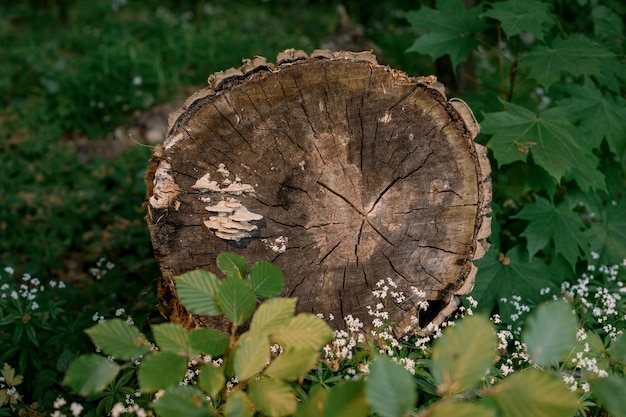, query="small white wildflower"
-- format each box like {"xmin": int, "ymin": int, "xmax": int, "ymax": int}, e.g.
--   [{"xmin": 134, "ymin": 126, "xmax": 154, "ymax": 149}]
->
[
  {"xmin": 4, "ymin": 266, "xmax": 14, "ymax": 275},
  {"xmin": 70, "ymin": 402, "xmax": 84, "ymax": 416},
  {"xmin": 115, "ymin": 308, "xmax": 125, "ymax": 317},
  {"xmin": 10, "ymin": 291, "xmax": 18, "ymax": 300},
  {"xmin": 132, "ymin": 76, "xmax": 143, "ymax": 86},
  {"xmin": 54, "ymin": 396, "xmax": 67, "ymax": 409},
  {"xmin": 591, "ymin": 252, "xmax": 600, "ymax": 260}
]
